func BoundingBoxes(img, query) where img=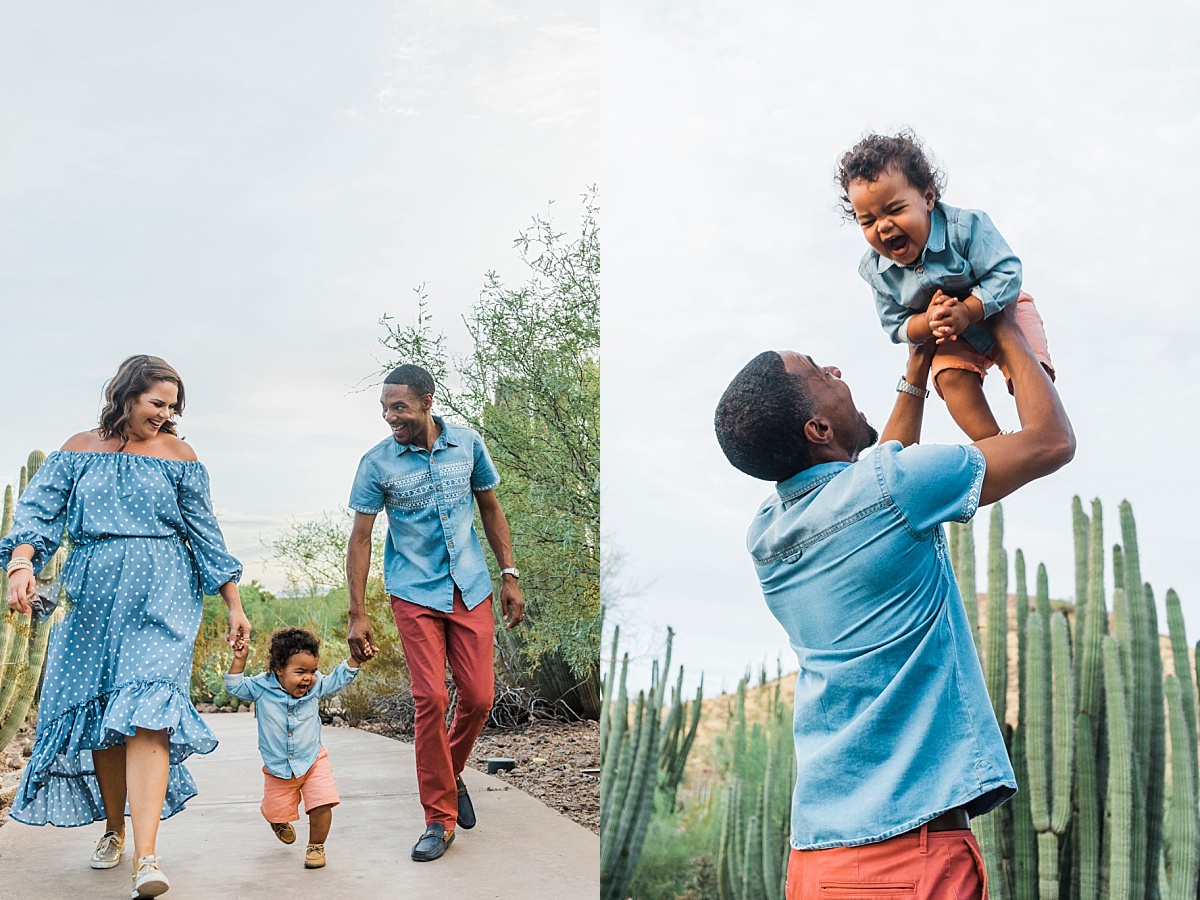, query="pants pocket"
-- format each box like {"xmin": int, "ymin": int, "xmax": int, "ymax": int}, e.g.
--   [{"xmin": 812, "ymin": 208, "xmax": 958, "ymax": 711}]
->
[{"xmin": 820, "ymin": 882, "xmax": 916, "ymax": 897}]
